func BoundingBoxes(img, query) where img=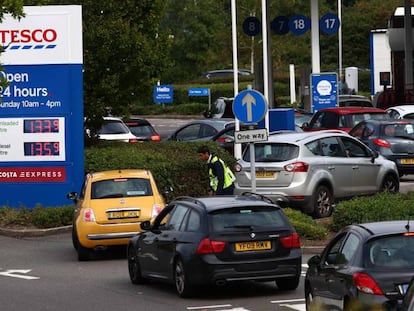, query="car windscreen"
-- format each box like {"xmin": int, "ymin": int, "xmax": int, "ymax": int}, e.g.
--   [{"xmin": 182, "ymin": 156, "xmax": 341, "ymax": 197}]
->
[
  {"xmin": 91, "ymin": 178, "xmax": 152, "ymax": 199},
  {"xmin": 209, "ymin": 206, "xmax": 289, "ymax": 232},
  {"xmin": 243, "ymin": 143, "xmax": 299, "ymax": 162},
  {"xmin": 128, "ymin": 125, "xmax": 155, "ymax": 136},
  {"xmin": 366, "ymin": 234, "xmax": 414, "ymax": 269}
]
